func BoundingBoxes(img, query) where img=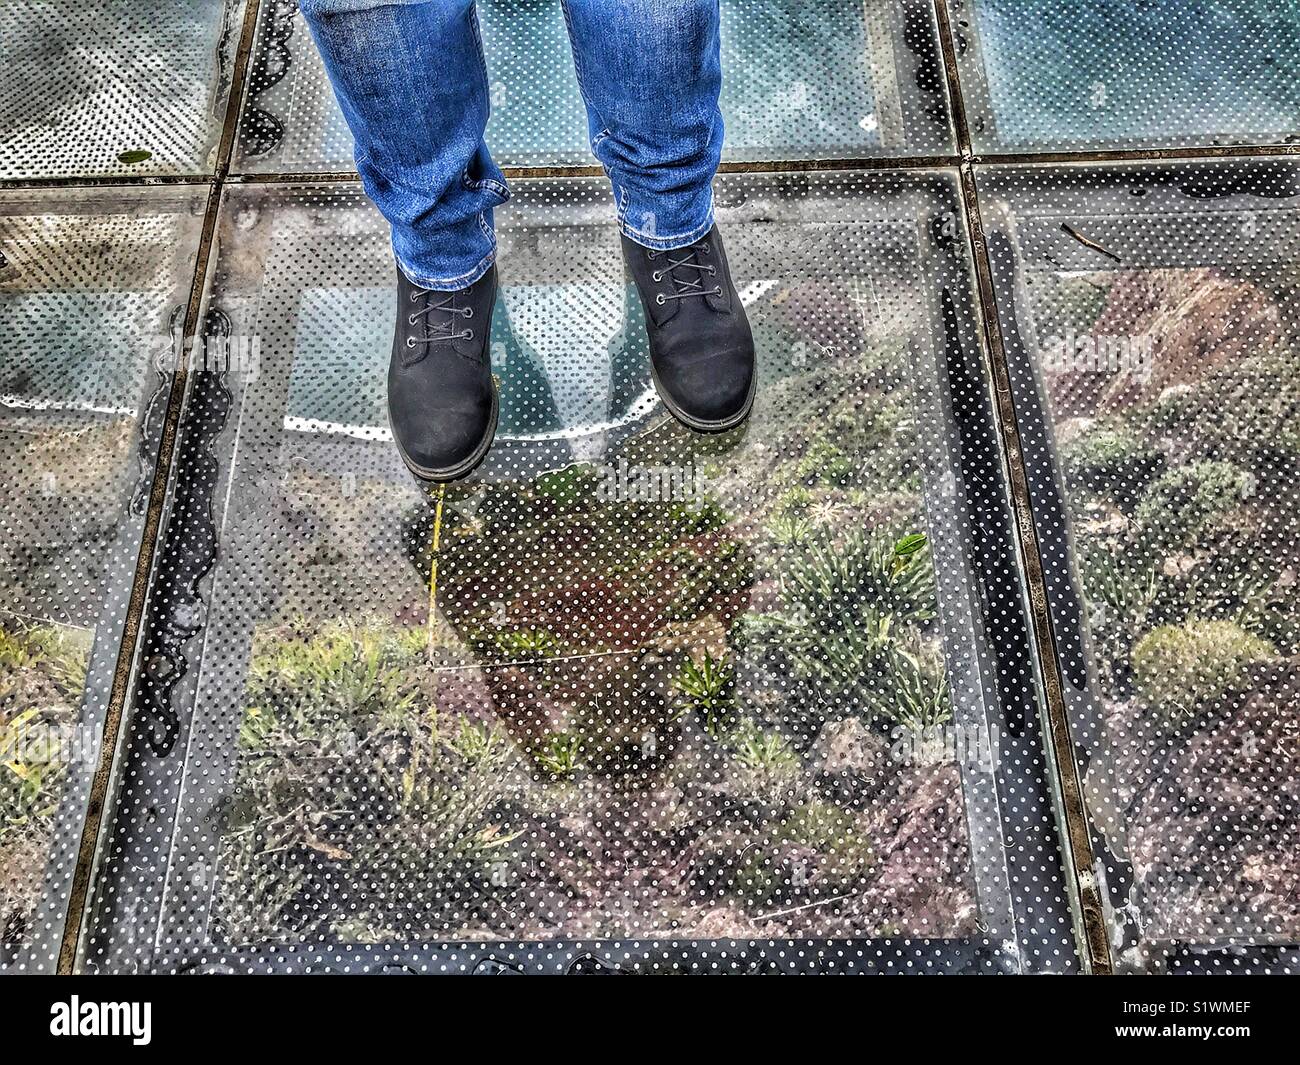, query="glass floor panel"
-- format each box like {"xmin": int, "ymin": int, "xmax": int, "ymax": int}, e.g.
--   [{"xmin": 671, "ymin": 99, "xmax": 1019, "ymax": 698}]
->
[
  {"xmin": 0, "ymin": 1, "xmax": 245, "ymax": 180},
  {"xmin": 0, "ymin": 186, "xmax": 206, "ymax": 971},
  {"xmin": 80, "ymin": 171, "xmax": 1079, "ymax": 973},
  {"xmin": 235, "ymin": 0, "xmax": 954, "ymax": 173},
  {"xmin": 953, "ymin": 0, "xmax": 1300, "ymax": 153},
  {"xmin": 977, "ymin": 158, "xmax": 1300, "ymax": 972}
]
